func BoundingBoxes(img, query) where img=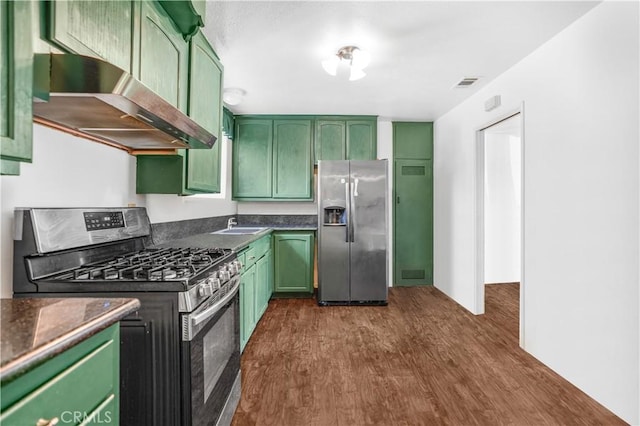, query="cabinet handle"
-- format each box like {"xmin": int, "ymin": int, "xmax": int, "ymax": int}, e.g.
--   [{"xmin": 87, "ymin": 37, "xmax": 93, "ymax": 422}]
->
[
  {"xmin": 248, "ymin": 256, "xmax": 255, "ymax": 260},
  {"xmin": 397, "ymin": 196, "xmax": 400, "ymax": 204},
  {"xmin": 37, "ymin": 418, "xmax": 59, "ymax": 426}
]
